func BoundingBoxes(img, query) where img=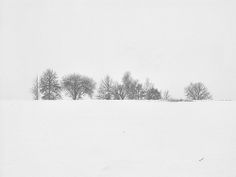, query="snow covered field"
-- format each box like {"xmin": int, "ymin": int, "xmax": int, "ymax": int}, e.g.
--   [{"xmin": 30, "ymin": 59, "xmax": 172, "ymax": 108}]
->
[{"xmin": 0, "ymin": 101, "xmax": 236, "ymax": 177}]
